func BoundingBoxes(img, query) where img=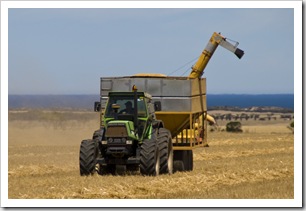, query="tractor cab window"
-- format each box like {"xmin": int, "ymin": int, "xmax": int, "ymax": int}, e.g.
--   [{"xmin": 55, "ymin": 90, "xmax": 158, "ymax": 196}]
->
[{"xmin": 105, "ymin": 95, "xmax": 147, "ymax": 118}]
